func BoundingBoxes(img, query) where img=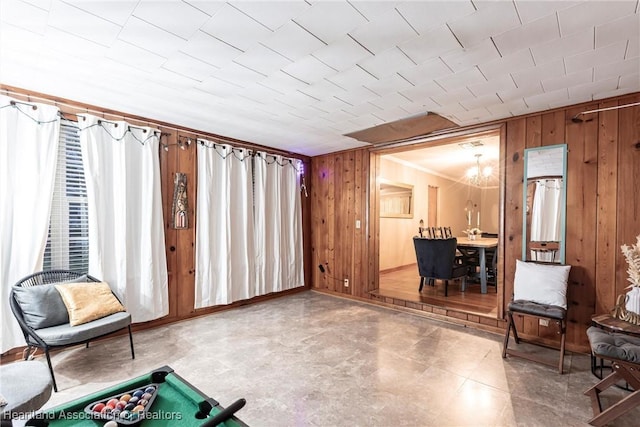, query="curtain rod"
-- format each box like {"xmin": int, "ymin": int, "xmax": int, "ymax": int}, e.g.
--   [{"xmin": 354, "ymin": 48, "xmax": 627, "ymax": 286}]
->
[
  {"xmin": 571, "ymin": 101, "xmax": 640, "ymax": 123},
  {"xmin": 1, "ymin": 87, "xmax": 308, "ymax": 160}
]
